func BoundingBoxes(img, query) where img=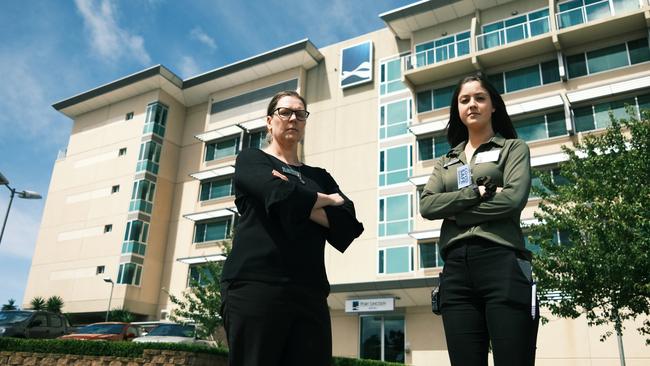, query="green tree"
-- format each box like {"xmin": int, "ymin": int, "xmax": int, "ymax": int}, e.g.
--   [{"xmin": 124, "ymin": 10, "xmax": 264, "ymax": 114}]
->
[
  {"xmin": 30, "ymin": 296, "xmax": 46, "ymax": 310},
  {"xmin": 107, "ymin": 308, "xmax": 135, "ymax": 322},
  {"xmin": 168, "ymin": 243, "xmax": 229, "ymax": 343},
  {"xmin": 45, "ymin": 296, "xmax": 64, "ymax": 313},
  {"xmin": 529, "ymin": 111, "xmax": 650, "ymax": 364},
  {"xmin": 1, "ymin": 299, "xmax": 17, "ymax": 310}
]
